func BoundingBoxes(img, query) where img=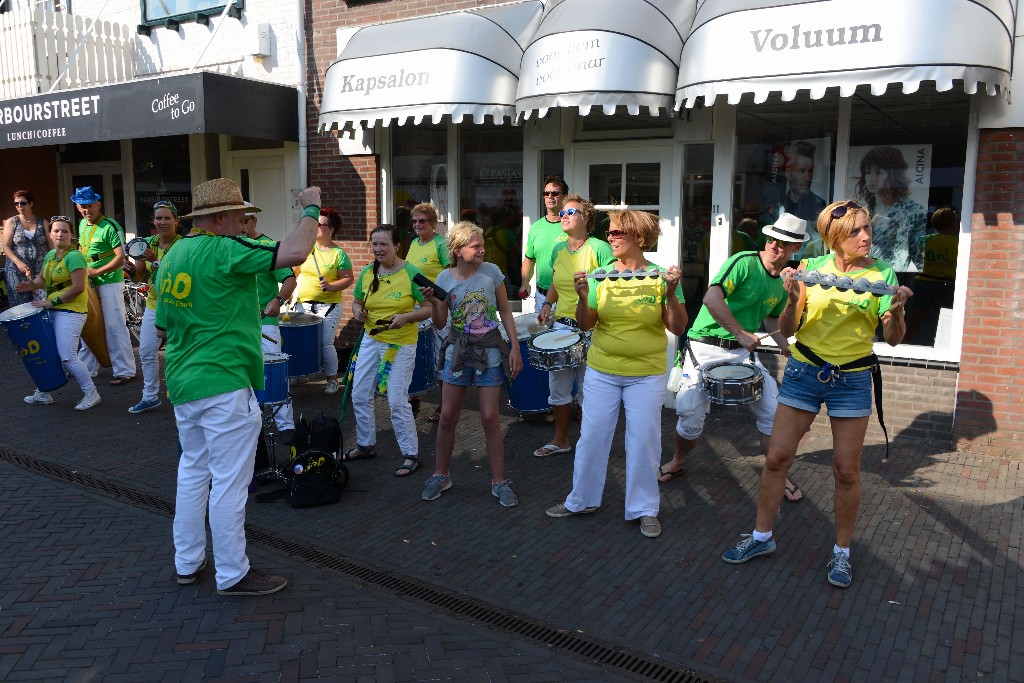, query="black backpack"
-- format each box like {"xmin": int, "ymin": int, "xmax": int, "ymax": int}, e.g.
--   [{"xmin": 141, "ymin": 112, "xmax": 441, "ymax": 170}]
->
[{"xmin": 258, "ymin": 412, "xmax": 349, "ymax": 508}]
